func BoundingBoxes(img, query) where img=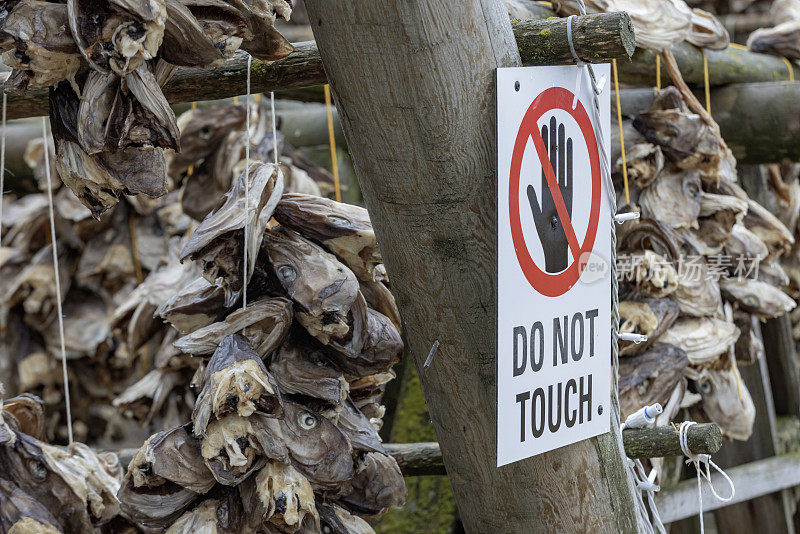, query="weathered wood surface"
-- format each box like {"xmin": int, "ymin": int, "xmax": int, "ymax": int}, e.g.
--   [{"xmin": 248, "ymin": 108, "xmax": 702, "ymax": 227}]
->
[
  {"xmin": 658, "ymin": 453, "xmax": 800, "ymax": 523},
  {"xmin": 711, "ymin": 321, "xmax": 794, "ymax": 534},
  {"xmin": 760, "ymin": 315, "xmax": 800, "ymax": 416},
  {"xmin": 512, "ymin": 12, "xmax": 634, "ymax": 65},
  {"xmin": 384, "ymin": 442, "xmax": 446, "ymax": 477},
  {"xmin": 304, "ymin": 1, "xmax": 641, "ymax": 532},
  {"xmin": 622, "ymin": 424, "xmax": 721, "ymax": 459},
  {"xmin": 1, "ymin": 12, "xmax": 634, "ymax": 120},
  {"xmin": 616, "ymin": 83, "xmax": 800, "ymax": 165},
  {"xmin": 618, "ymin": 42, "xmax": 800, "ymax": 88}
]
